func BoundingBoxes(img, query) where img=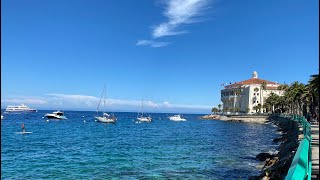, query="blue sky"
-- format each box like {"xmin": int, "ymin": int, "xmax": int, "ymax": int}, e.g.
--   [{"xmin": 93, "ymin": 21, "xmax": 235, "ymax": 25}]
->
[{"xmin": 1, "ymin": 0, "xmax": 319, "ymax": 113}]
